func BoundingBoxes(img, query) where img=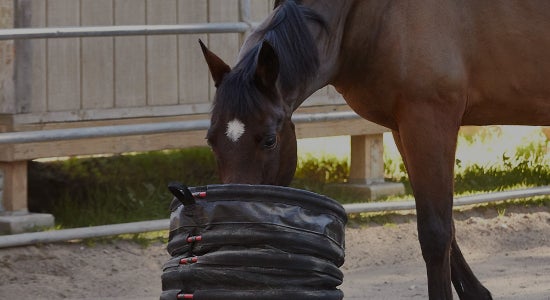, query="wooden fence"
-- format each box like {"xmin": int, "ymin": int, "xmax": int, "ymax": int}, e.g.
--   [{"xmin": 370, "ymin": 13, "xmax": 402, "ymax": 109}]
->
[{"xmin": 0, "ymin": 0, "xmax": 394, "ymax": 224}]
